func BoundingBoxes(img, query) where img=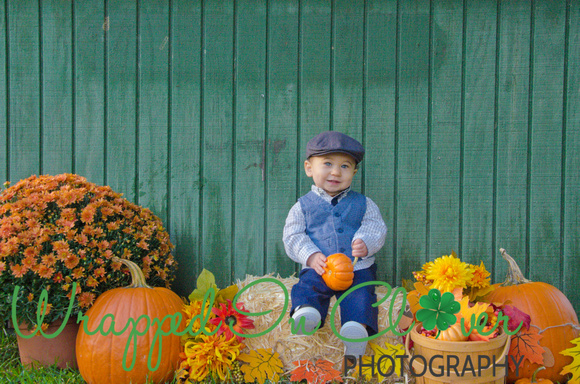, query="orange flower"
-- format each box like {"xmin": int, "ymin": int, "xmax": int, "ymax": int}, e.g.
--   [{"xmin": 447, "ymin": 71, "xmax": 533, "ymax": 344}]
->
[
  {"xmin": 36, "ymin": 264, "xmax": 55, "ymax": 279},
  {"xmin": 157, "ymin": 269, "xmax": 167, "ymax": 280},
  {"xmin": 86, "ymin": 276, "xmax": 99, "ymax": 288},
  {"xmin": 72, "ymin": 267, "xmax": 85, "ymax": 279},
  {"xmin": 80, "ymin": 205, "xmax": 96, "ymax": 224},
  {"xmin": 137, "ymin": 239, "xmax": 149, "ymax": 250},
  {"xmin": 52, "ymin": 272, "xmax": 64, "ymax": 283},
  {"xmin": 97, "ymin": 240, "xmax": 110, "ymax": 251},
  {"xmin": 56, "ymin": 189, "xmax": 76, "ymax": 207},
  {"xmin": 56, "ymin": 217, "xmax": 76, "ymax": 229},
  {"xmin": 42, "ymin": 254, "xmax": 57, "ymax": 266},
  {"xmin": 94, "ymin": 267, "xmax": 106, "ymax": 278},
  {"xmin": 23, "ymin": 246, "xmax": 37, "ymax": 258},
  {"xmin": 102, "ymin": 250, "xmax": 113, "ymax": 259},
  {"xmin": 22, "ymin": 256, "xmax": 36, "ymax": 270},
  {"xmin": 63, "ymin": 253, "xmax": 80, "ymax": 269},
  {"xmin": 38, "ymin": 302, "xmax": 52, "ymax": 316},
  {"xmin": 101, "ymin": 206, "xmax": 114, "ymax": 218},
  {"xmin": 470, "ymin": 261, "xmax": 491, "ymax": 289},
  {"xmin": 106, "ymin": 221, "xmax": 120, "ymax": 231},
  {"xmin": 78, "ymin": 292, "xmax": 96, "ymax": 308},
  {"xmin": 74, "ymin": 233, "xmax": 88, "ymax": 246},
  {"xmin": 52, "ymin": 240, "xmax": 69, "ymax": 253},
  {"xmin": 11, "ymin": 264, "xmax": 26, "ymax": 278}
]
